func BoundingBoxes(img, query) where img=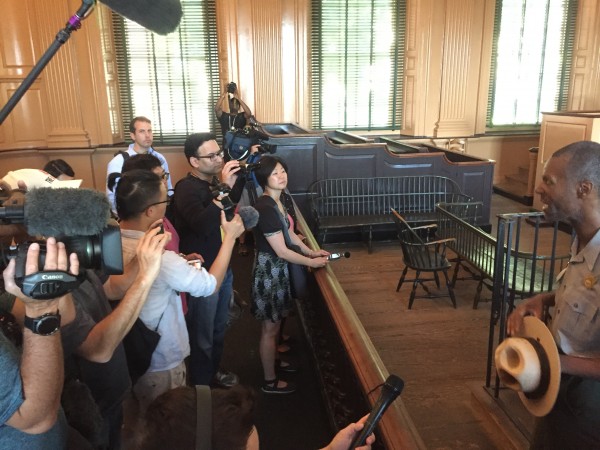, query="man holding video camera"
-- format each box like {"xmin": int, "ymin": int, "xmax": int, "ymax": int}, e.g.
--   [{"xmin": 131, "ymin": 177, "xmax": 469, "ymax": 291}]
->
[
  {"xmin": 0, "ymin": 176, "xmax": 171, "ymax": 449},
  {"xmin": 215, "ymin": 82, "xmax": 253, "ymax": 152},
  {"xmin": 1, "ymin": 237, "xmax": 76, "ymax": 449},
  {"xmin": 172, "ymin": 132, "xmax": 247, "ymax": 387}
]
